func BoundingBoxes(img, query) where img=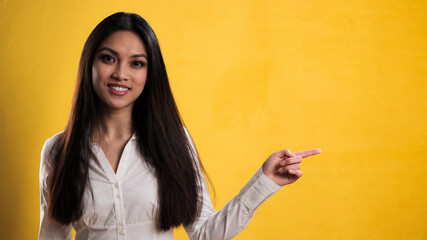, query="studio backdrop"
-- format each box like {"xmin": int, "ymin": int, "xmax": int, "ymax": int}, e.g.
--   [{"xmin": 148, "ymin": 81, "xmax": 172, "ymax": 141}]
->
[{"xmin": 0, "ymin": 0, "xmax": 426, "ymax": 239}]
